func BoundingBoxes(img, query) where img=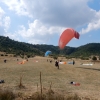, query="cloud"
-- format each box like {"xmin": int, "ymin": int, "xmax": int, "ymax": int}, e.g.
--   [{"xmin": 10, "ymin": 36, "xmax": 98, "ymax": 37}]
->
[
  {"xmin": 0, "ymin": 0, "xmax": 28, "ymax": 16},
  {"xmin": 0, "ymin": 7, "xmax": 11, "ymax": 35},
  {"xmin": 4, "ymin": 32, "xmax": 20, "ymax": 41},
  {"xmin": 23, "ymin": 0, "xmax": 97, "ymax": 28},
  {"xmin": 1, "ymin": 0, "xmax": 96, "ymax": 27},
  {"xmin": 0, "ymin": 7, "xmax": 5, "ymax": 18},
  {"xmin": 1, "ymin": 0, "xmax": 100, "ymax": 45},
  {"xmin": 3, "ymin": 16, "xmax": 11, "ymax": 31},
  {"xmin": 80, "ymin": 11, "xmax": 100, "ymax": 34},
  {"xmin": 4, "ymin": 19, "xmax": 65, "ymax": 44},
  {"xmin": 0, "ymin": 7, "xmax": 5, "ymax": 26},
  {"xmin": 17, "ymin": 20, "xmax": 65, "ymax": 44}
]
